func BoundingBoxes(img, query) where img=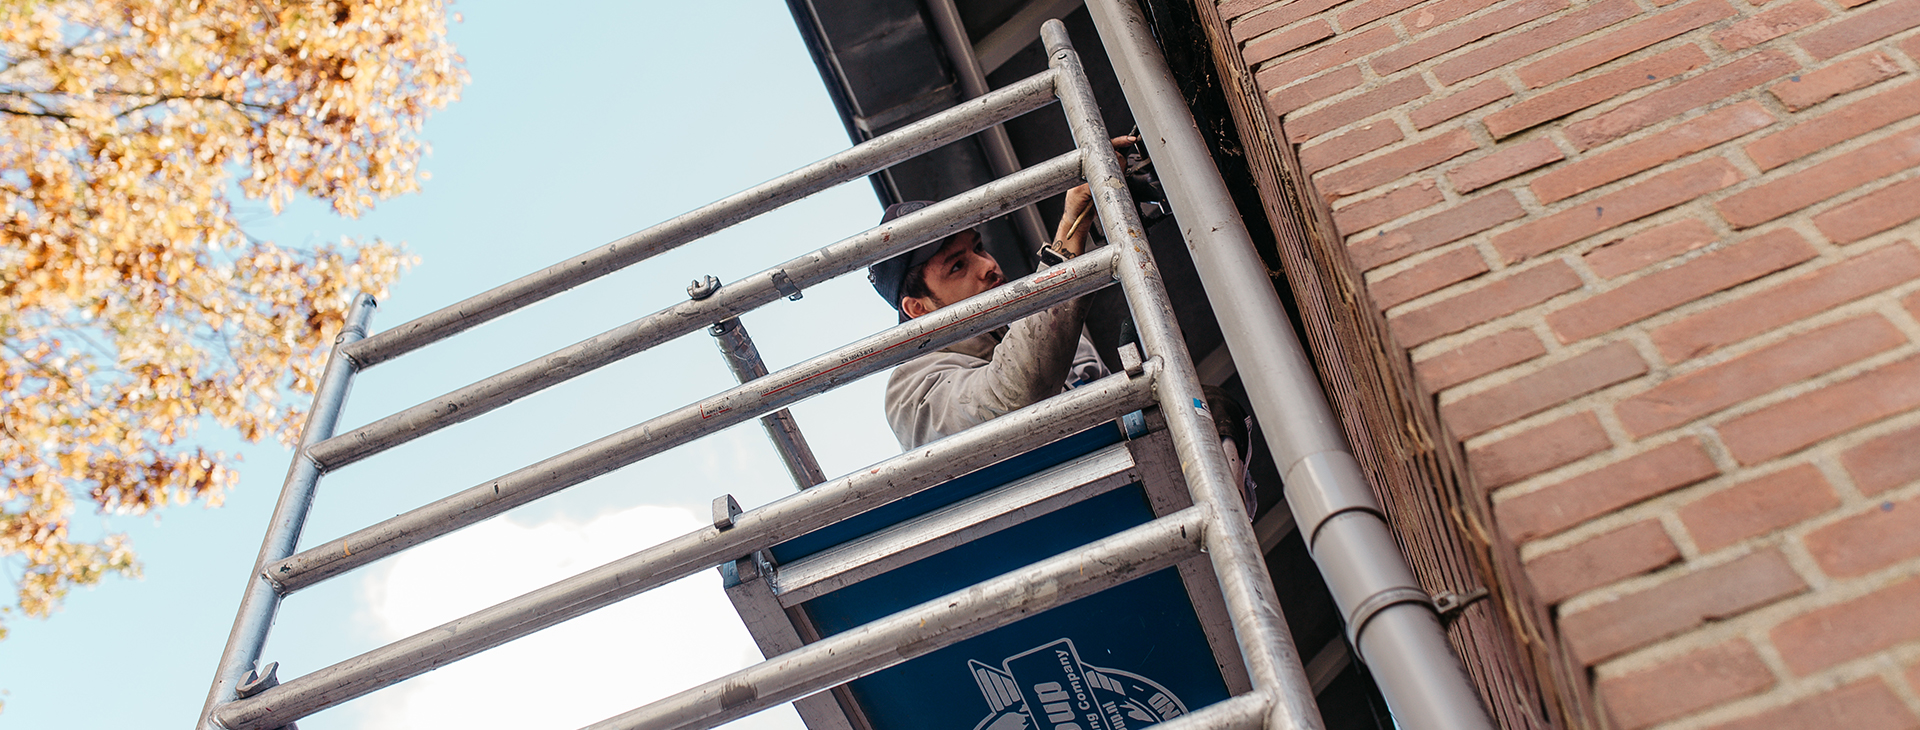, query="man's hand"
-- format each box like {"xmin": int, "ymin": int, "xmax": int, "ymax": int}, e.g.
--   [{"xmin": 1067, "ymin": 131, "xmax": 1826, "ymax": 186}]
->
[{"xmin": 1053, "ymin": 135, "xmax": 1139, "ymax": 257}]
